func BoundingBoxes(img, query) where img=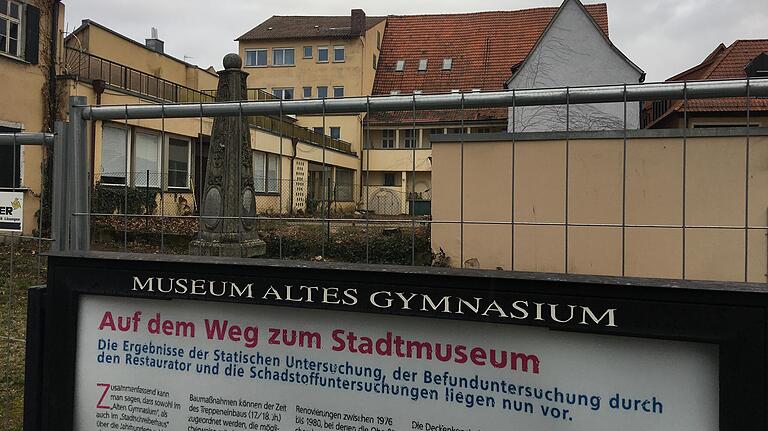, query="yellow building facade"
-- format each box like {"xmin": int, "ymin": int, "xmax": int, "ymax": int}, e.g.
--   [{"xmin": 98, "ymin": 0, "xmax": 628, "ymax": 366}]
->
[{"xmin": 0, "ymin": 0, "xmax": 63, "ymax": 236}]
